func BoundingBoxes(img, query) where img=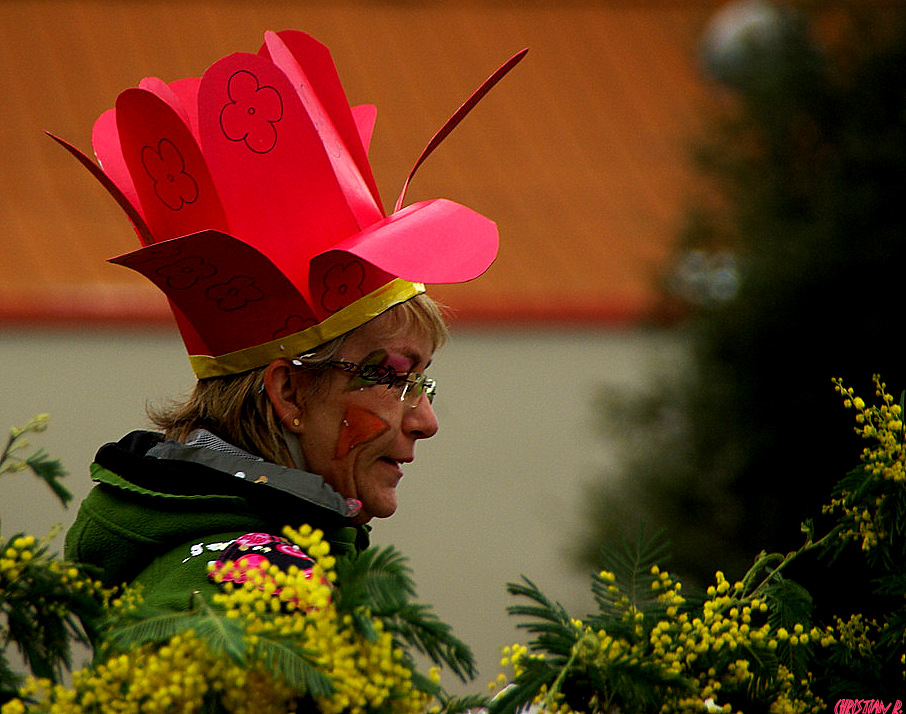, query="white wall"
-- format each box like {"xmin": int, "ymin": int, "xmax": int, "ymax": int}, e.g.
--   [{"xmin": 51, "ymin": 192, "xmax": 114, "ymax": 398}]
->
[{"xmin": 0, "ymin": 325, "xmax": 687, "ymax": 693}]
